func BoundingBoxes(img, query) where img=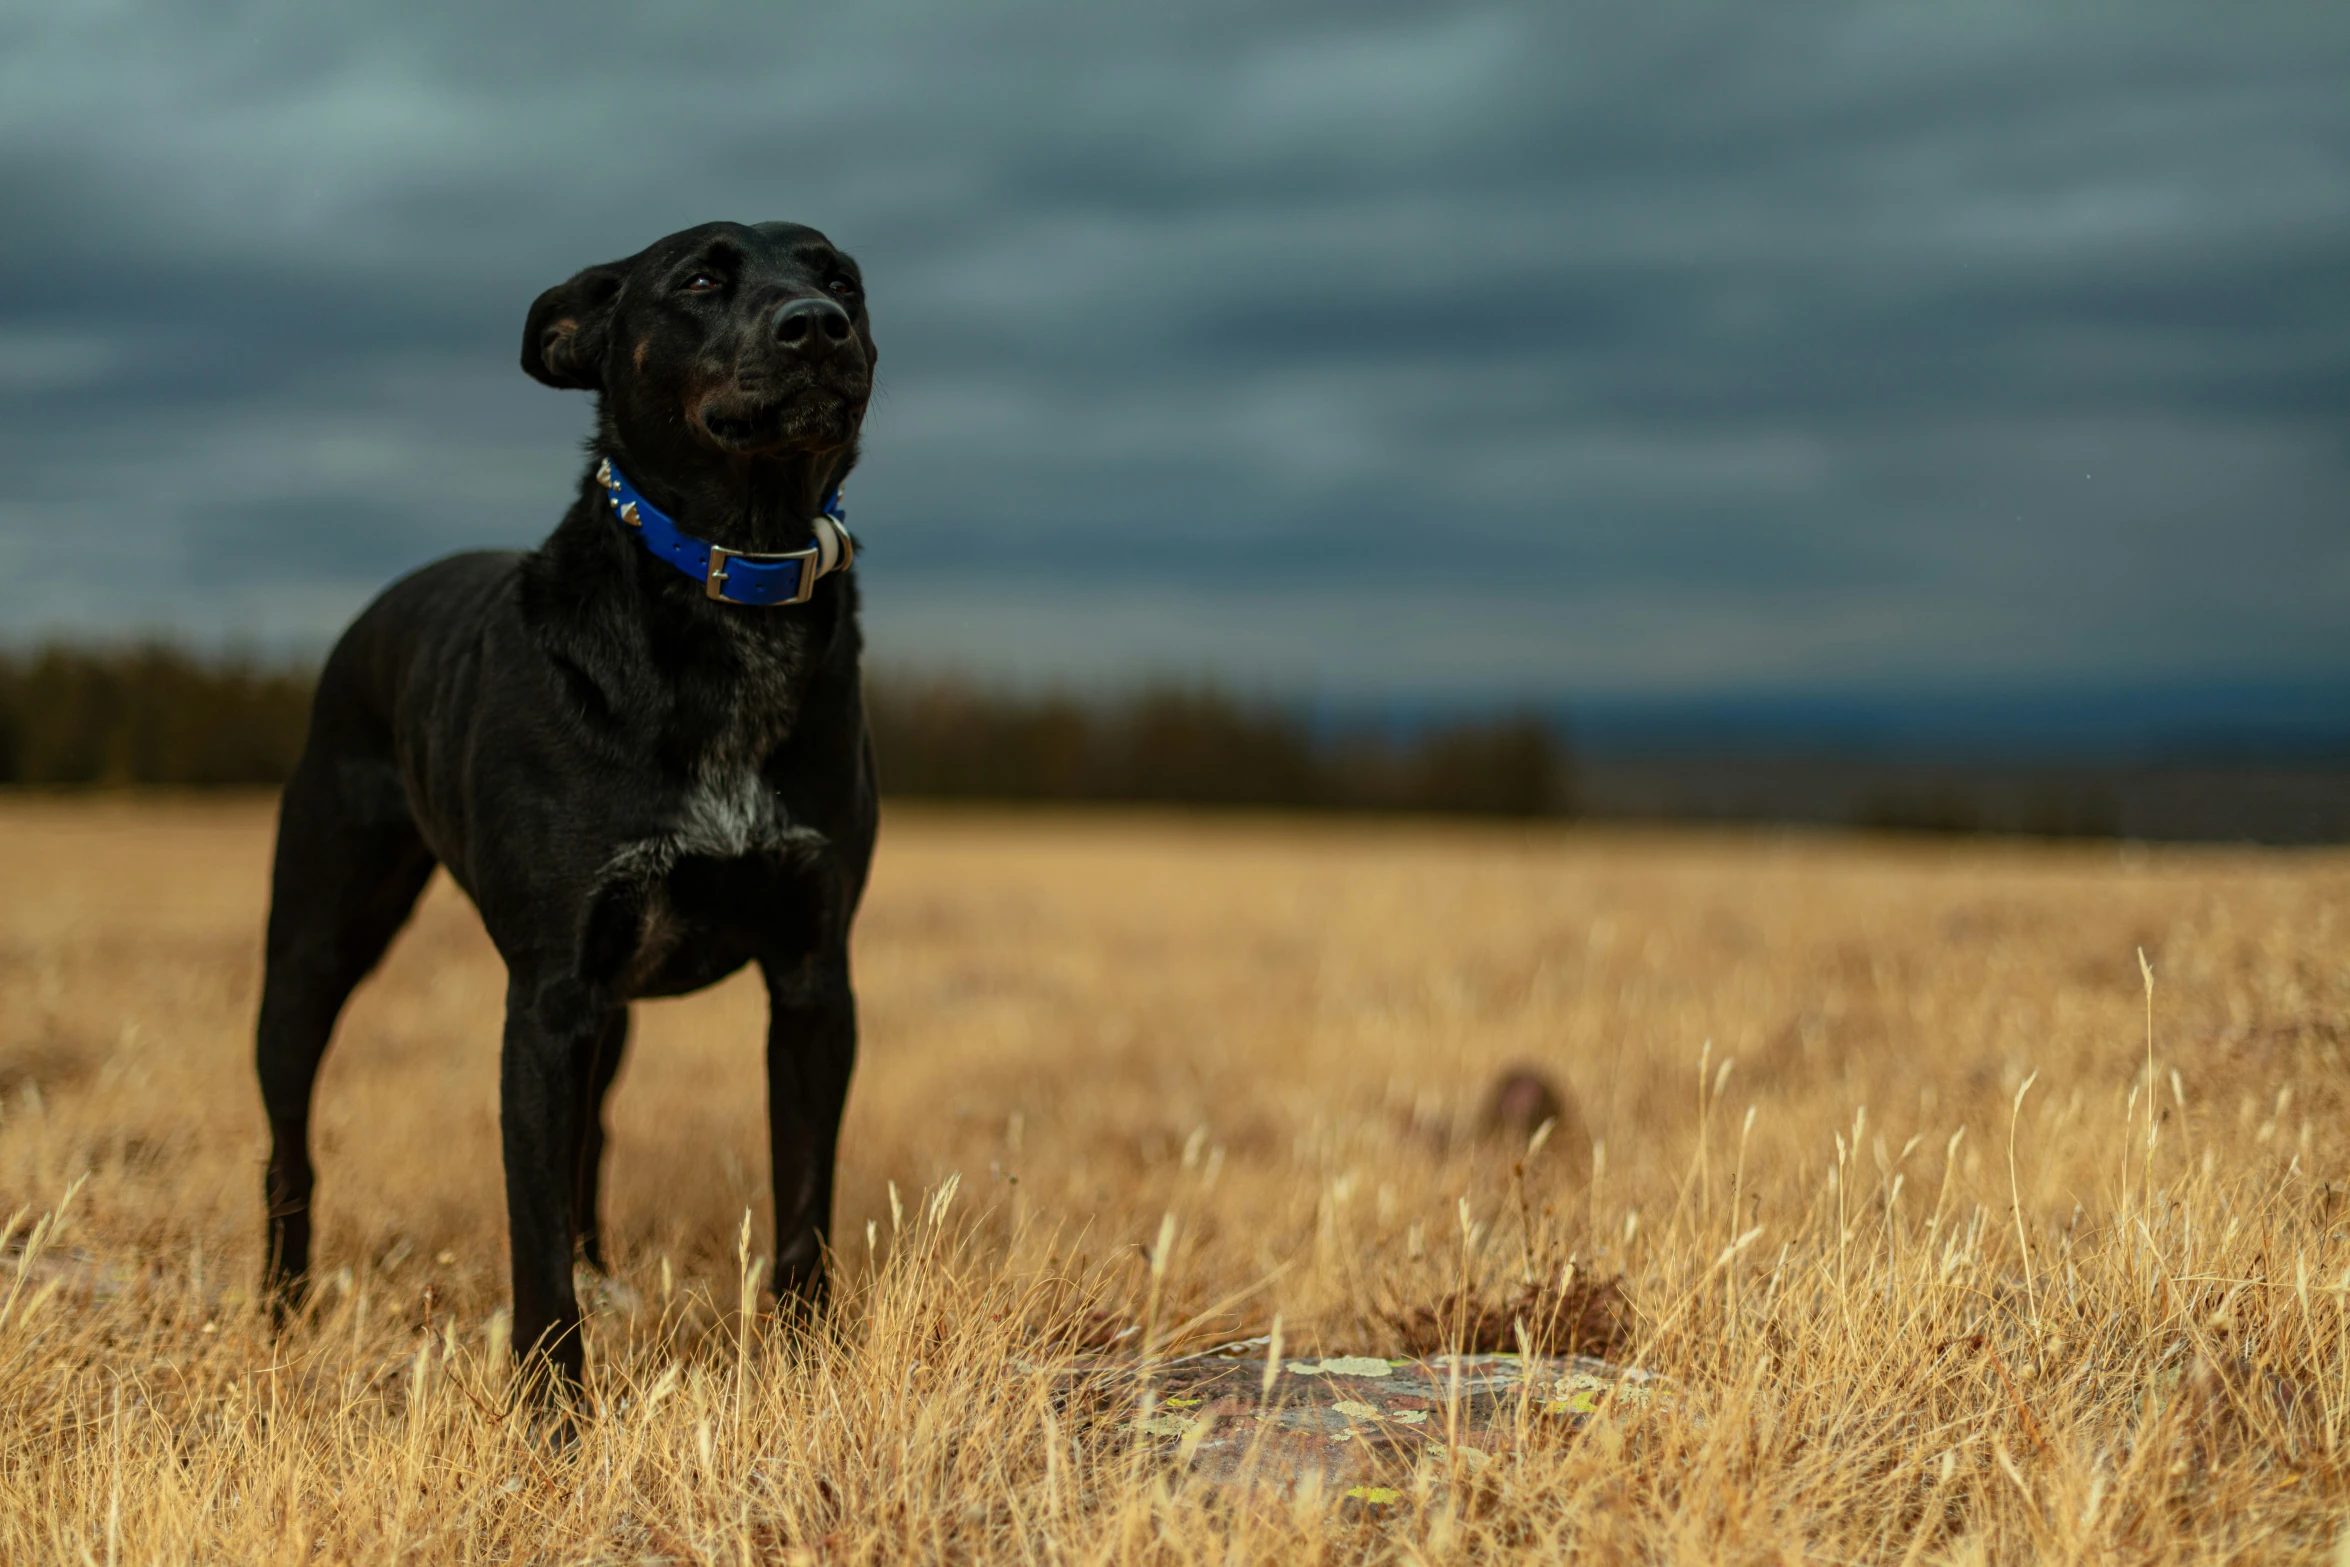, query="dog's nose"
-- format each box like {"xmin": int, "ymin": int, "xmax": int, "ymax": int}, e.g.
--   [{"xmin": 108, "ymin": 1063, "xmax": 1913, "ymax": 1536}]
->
[{"xmin": 773, "ymin": 297, "xmax": 855, "ymax": 357}]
